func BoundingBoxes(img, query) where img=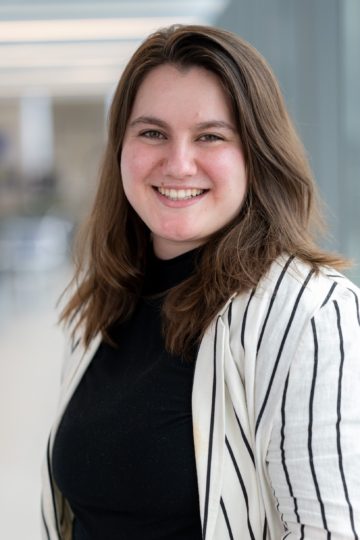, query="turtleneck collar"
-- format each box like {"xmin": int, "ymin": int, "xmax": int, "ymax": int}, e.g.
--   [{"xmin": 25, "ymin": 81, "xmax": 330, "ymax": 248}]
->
[{"xmin": 142, "ymin": 246, "xmax": 203, "ymax": 296}]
